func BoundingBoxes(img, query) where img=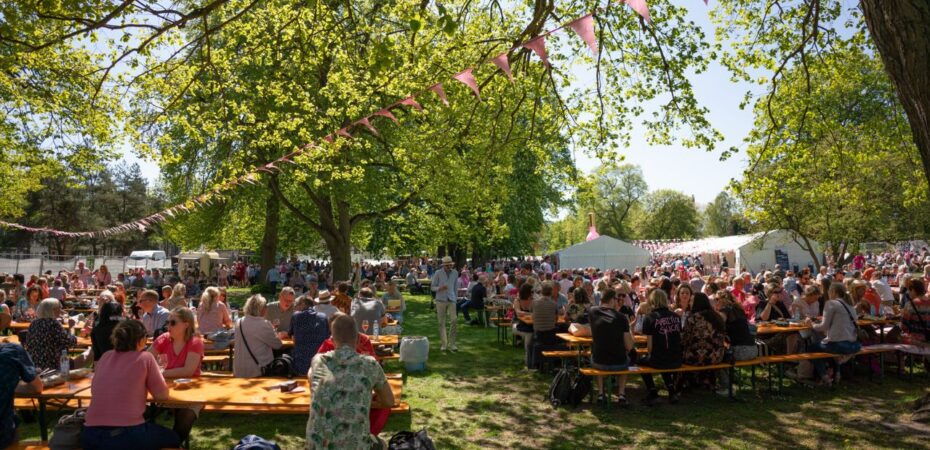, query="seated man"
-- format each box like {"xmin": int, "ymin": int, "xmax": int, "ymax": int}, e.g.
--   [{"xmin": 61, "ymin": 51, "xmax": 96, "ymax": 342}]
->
[
  {"xmin": 590, "ymin": 288, "xmax": 634, "ymax": 405},
  {"xmin": 138, "ymin": 289, "xmax": 170, "ymax": 337},
  {"xmin": 306, "ymin": 314, "xmax": 394, "ymax": 449},
  {"xmin": 458, "ymin": 274, "xmax": 487, "ymax": 325},
  {"xmin": 289, "ymin": 296, "xmax": 330, "ymax": 377},
  {"xmin": 2, "ymin": 343, "xmax": 44, "ymax": 448}
]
